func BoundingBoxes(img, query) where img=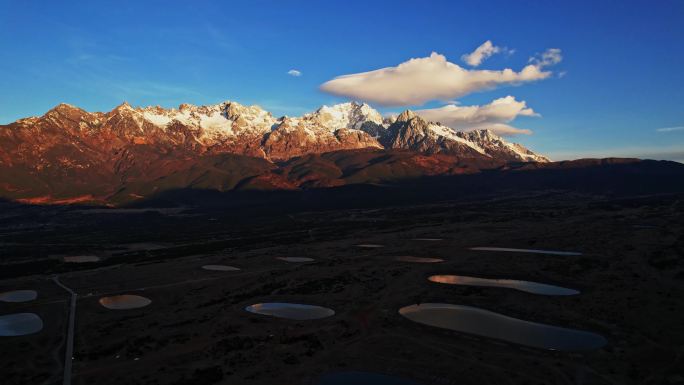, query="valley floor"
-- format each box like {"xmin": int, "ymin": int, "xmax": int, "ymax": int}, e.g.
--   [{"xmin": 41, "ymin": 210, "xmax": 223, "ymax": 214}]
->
[{"xmin": 1, "ymin": 191, "xmax": 683, "ymax": 385}]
